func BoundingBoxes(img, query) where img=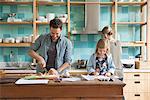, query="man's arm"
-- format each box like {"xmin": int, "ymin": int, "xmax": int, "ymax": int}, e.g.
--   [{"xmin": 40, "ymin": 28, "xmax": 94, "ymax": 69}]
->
[
  {"xmin": 28, "ymin": 50, "xmax": 46, "ymax": 68},
  {"xmin": 57, "ymin": 39, "xmax": 72, "ymax": 73},
  {"xmin": 57, "ymin": 62, "xmax": 70, "ymax": 73}
]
